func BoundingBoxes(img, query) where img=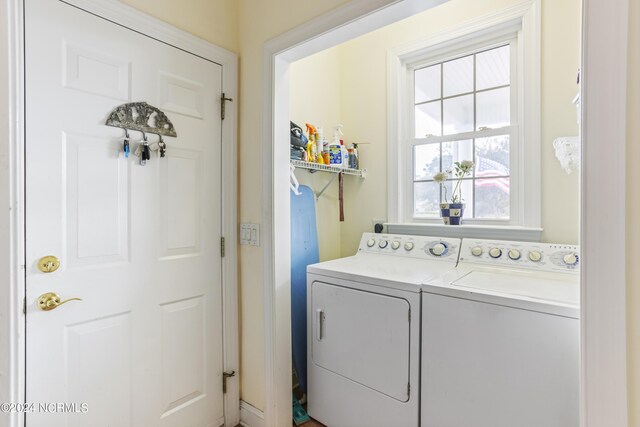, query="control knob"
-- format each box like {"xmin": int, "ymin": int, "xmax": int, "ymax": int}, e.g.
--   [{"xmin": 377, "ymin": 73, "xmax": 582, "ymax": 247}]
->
[
  {"xmin": 367, "ymin": 238, "xmax": 376, "ymax": 248},
  {"xmin": 378, "ymin": 240, "xmax": 388, "ymax": 249},
  {"xmin": 404, "ymin": 242, "xmax": 414, "ymax": 251},
  {"xmin": 430, "ymin": 243, "xmax": 447, "ymax": 256},
  {"xmin": 563, "ymin": 253, "xmax": 579, "ymax": 266},
  {"xmin": 528, "ymin": 251, "xmax": 542, "ymax": 262},
  {"xmin": 391, "ymin": 241, "xmax": 400, "ymax": 250},
  {"xmin": 508, "ymin": 249, "xmax": 521, "ymax": 260},
  {"xmin": 470, "ymin": 246, "xmax": 483, "ymax": 257},
  {"xmin": 489, "ymin": 248, "xmax": 502, "ymax": 259}
]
